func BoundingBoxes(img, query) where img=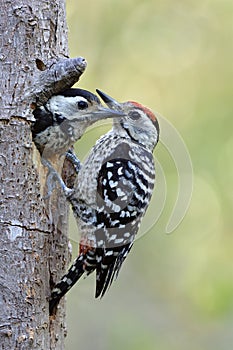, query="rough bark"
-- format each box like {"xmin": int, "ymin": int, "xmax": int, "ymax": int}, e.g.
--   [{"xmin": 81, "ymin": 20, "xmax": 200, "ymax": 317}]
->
[{"xmin": 0, "ymin": 1, "xmax": 75, "ymax": 348}]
